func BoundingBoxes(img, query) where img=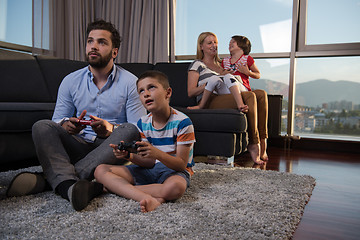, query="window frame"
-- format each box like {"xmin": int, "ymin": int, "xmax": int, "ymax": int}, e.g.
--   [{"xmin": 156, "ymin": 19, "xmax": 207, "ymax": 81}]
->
[
  {"xmin": 0, "ymin": 40, "xmax": 32, "ymax": 53},
  {"xmin": 297, "ymin": 0, "xmax": 360, "ymax": 56},
  {"xmin": 175, "ymin": 0, "xmax": 360, "ymax": 140}
]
